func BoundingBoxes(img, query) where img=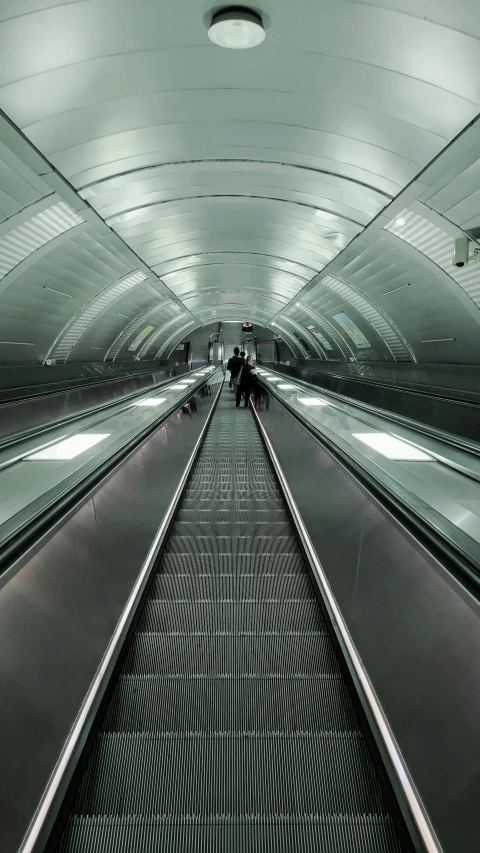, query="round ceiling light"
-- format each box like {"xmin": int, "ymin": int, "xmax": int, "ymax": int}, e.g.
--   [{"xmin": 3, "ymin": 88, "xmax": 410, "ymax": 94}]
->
[{"xmin": 208, "ymin": 7, "xmax": 266, "ymax": 49}]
